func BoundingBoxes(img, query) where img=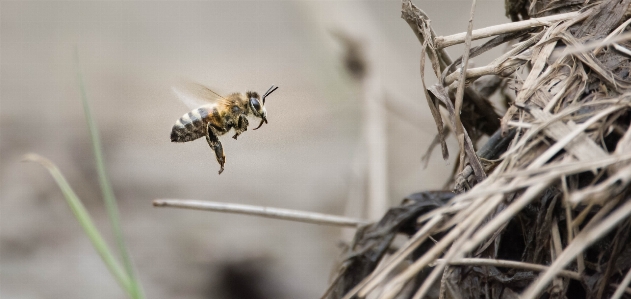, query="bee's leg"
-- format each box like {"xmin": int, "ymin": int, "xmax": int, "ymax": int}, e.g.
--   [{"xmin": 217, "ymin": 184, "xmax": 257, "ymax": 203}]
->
[
  {"xmin": 206, "ymin": 123, "xmax": 226, "ymax": 174},
  {"xmin": 232, "ymin": 114, "xmax": 249, "ymax": 140}
]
